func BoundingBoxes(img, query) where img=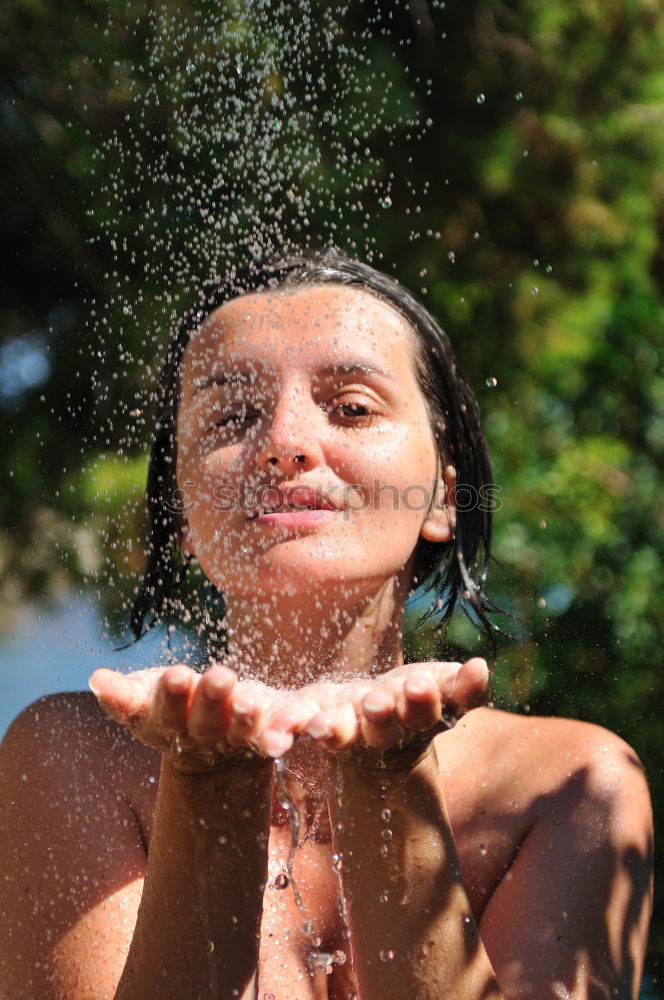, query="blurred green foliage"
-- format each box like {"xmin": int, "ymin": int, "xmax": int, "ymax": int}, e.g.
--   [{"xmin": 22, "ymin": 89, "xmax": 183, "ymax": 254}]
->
[{"xmin": 1, "ymin": 0, "xmax": 663, "ymax": 981}]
